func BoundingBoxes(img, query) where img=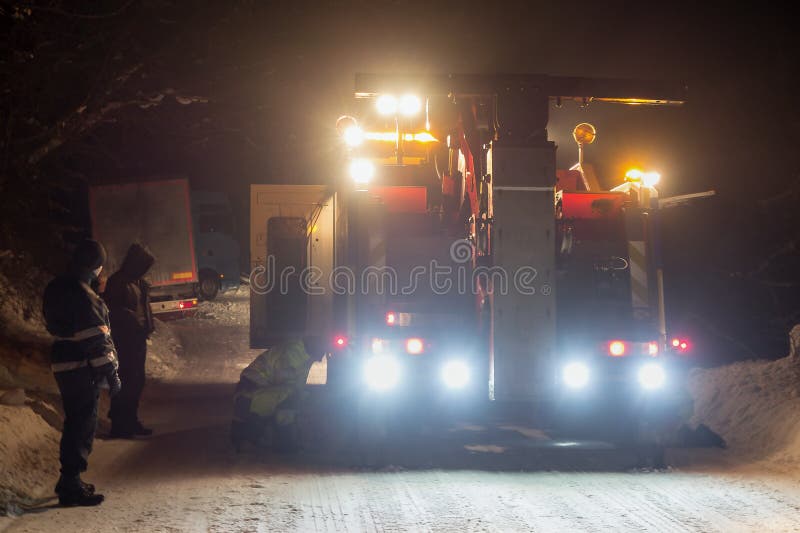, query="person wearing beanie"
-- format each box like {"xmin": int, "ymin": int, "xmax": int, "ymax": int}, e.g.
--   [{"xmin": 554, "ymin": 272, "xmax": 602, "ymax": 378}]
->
[
  {"xmin": 104, "ymin": 243, "xmax": 156, "ymax": 438},
  {"xmin": 42, "ymin": 238, "xmax": 122, "ymax": 507}
]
